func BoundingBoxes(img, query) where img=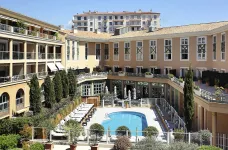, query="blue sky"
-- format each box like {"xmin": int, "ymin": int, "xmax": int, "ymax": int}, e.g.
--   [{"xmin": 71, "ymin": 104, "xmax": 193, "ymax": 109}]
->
[{"xmin": 1, "ymin": 0, "xmax": 228, "ymax": 29}]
